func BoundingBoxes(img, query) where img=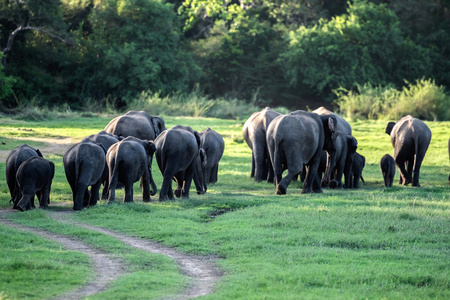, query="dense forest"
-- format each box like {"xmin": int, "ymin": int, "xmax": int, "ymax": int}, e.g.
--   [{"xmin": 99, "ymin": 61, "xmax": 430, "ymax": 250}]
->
[{"xmin": 1, "ymin": 0, "xmax": 449, "ymax": 112}]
